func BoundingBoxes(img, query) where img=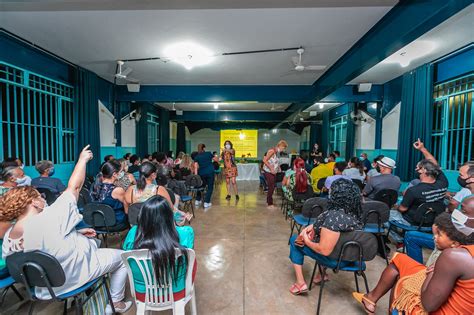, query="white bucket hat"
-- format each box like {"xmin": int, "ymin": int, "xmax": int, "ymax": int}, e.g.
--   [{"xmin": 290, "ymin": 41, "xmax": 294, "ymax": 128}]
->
[{"xmin": 377, "ymin": 157, "xmax": 396, "ymax": 169}]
